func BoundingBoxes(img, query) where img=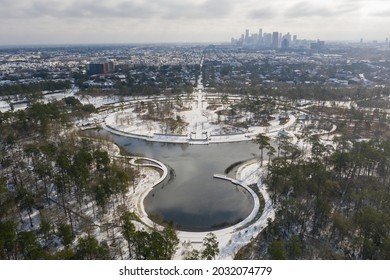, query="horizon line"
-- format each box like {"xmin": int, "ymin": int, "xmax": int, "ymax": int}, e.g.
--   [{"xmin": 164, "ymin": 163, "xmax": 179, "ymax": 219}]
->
[{"xmin": 0, "ymin": 39, "xmax": 388, "ymax": 49}]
